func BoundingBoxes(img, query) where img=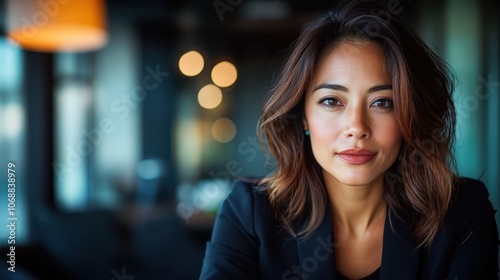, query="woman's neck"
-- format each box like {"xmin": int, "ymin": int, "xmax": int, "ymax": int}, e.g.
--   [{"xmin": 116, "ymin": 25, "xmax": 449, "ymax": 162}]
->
[{"xmin": 324, "ymin": 173, "xmax": 386, "ymax": 237}]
